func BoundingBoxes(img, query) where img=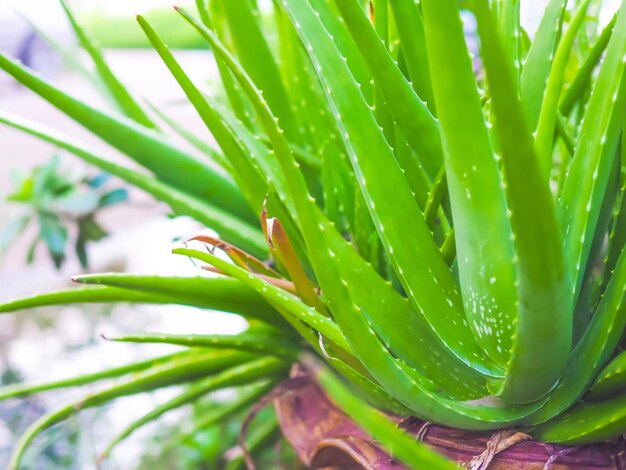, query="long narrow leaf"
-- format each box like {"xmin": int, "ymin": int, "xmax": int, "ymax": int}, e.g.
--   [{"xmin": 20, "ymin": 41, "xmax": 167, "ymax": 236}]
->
[
  {"xmin": 473, "ymin": 0, "xmax": 571, "ymax": 403},
  {"xmin": 99, "ymin": 358, "xmax": 287, "ymax": 460},
  {"xmin": 172, "ymin": 247, "xmax": 350, "ymax": 354},
  {"xmin": 422, "ymin": 0, "xmax": 517, "ymax": 369},
  {"xmin": 108, "ymin": 332, "xmax": 300, "ymax": 360},
  {"xmin": 334, "ymin": 0, "xmax": 442, "ymax": 181},
  {"xmin": 276, "ymin": 0, "xmax": 494, "ymax": 373},
  {"xmin": 0, "ymin": 351, "xmax": 188, "ymax": 401},
  {"xmin": 0, "ymin": 51, "xmax": 250, "ymax": 217},
  {"xmin": 559, "ymin": 4, "xmax": 626, "ymax": 302},
  {"xmin": 59, "ymin": 0, "xmax": 157, "ymax": 128},
  {"xmin": 162, "ymin": 381, "xmax": 275, "ymax": 451},
  {"xmin": 520, "ymin": 0, "xmax": 567, "ymax": 129},
  {"xmin": 0, "ymin": 277, "xmax": 286, "ymax": 328},
  {"xmin": 560, "ymin": 13, "xmax": 617, "ymax": 117},
  {"xmin": 389, "ymin": 0, "xmax": 435, "ymax": 110},
  {"xmin": 219, "ymin": 0, "xmax": 298, "ymax": 139},
  {"xmin": 527, "ymin": 241, "xmax": 626, "ymax": 425},
  {"xmin": 534, "ymin": 0, "xmax": 593, "ymax": 177},
  {"xmin": 148, "ymin": 102, "xmax": 232, "ymax": 171}
]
